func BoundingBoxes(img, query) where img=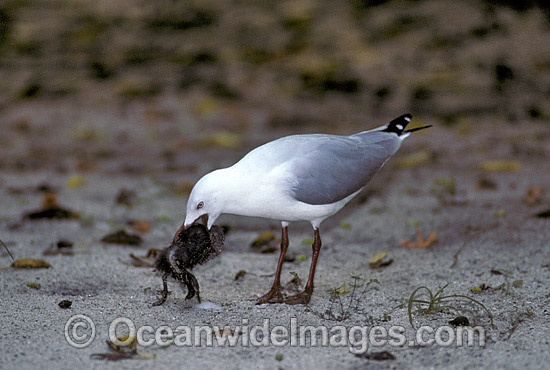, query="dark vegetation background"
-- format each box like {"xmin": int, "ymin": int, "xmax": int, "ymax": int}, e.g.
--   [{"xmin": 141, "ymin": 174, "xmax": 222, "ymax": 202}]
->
[{"xmin": 0, "ymin": 0, "xmax": 548, "ymax": 175}]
